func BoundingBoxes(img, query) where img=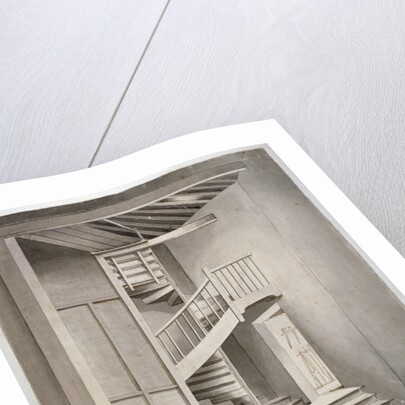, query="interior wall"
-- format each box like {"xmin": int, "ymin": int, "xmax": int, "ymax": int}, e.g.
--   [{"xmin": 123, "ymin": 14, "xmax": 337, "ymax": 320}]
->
[
  {"xmin": 166, "ymin": 151, "xmax": 405, "ymax": 400},
  {"xmin": 0, "ymin": 254, "xmax": 69, "ymax": 405}
]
